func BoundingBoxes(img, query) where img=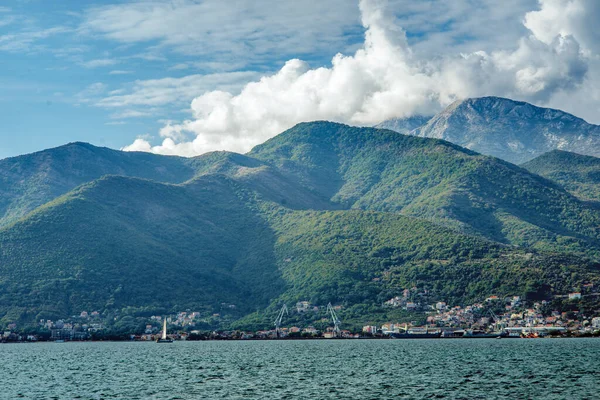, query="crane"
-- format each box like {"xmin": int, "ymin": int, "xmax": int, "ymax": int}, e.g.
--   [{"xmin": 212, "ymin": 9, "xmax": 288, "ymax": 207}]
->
[
  {"xmin": 327, "ymin": 302, "xmax": 341, "ymax": 337},
  {"xmin": 488, "ymin": 309, "xmax": 505, "ymax": 330},
  {"xmin": 274, "ymin": 304, "xmax": 288, "ymax": 338}
]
